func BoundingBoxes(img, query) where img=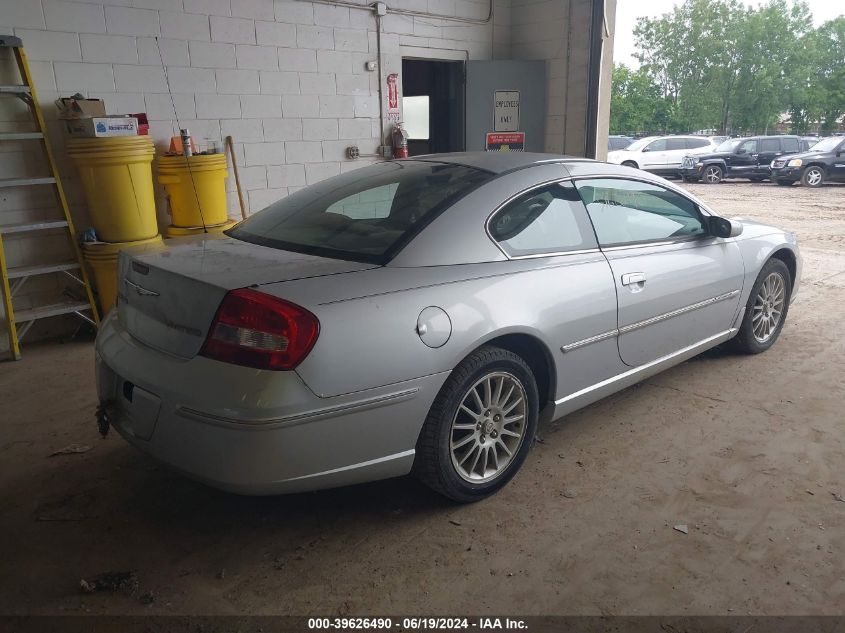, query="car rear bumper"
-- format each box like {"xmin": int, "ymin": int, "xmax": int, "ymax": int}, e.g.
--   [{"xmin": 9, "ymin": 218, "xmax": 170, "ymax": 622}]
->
[{"xmin": 95, "ymin": 312, "xmax": 449, "ymax": 495}]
